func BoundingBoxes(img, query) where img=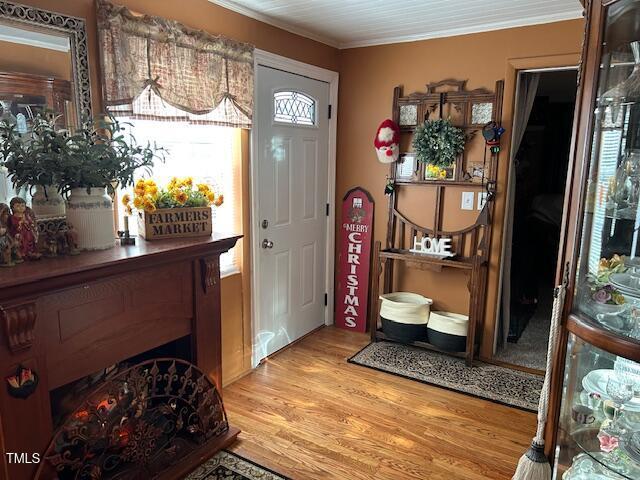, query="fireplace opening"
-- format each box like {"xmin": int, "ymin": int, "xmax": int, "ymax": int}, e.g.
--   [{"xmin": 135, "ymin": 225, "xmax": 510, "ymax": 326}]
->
[
  {"xmin": 50, "ymin": 335, "xmax": 194, "ymax": 430},
  {"xmin": 40, "ymin": 335, "xmax": 228, "ymax": 479}
]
